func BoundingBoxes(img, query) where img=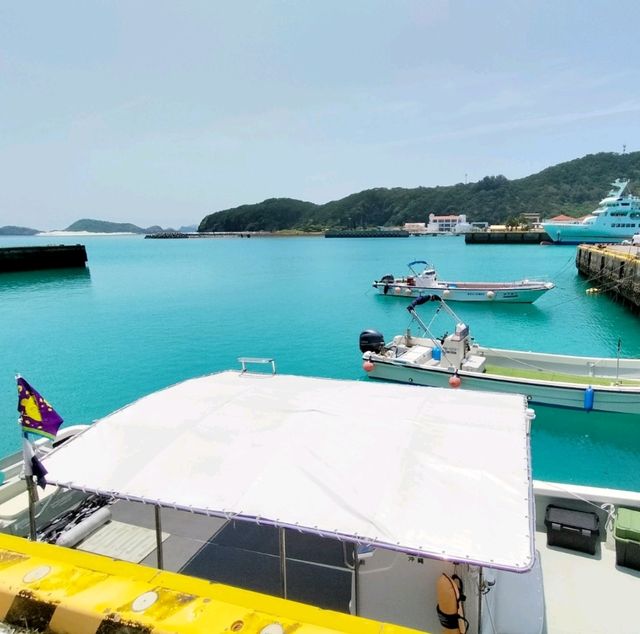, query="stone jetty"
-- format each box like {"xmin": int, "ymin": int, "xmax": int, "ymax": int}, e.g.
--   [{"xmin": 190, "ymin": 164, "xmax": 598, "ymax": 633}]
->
[
  {"xmin": 465, "ymin": 231, "xmax": 550, "ymax": 244},
  {"xmin": 576, "ymin": 244, "xmax": 640, "ymax": 312},
  {"xmin": 0, "ymin": 245, "xmax": 87, "ymax": 272}
]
